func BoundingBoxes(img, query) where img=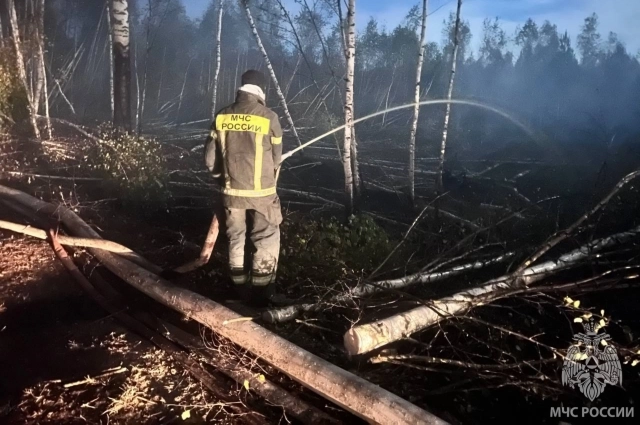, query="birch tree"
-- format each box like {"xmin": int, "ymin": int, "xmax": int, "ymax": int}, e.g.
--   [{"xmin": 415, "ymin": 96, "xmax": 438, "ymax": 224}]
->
[
  {"xmin": 408, "ymin": 0, "xmax": 428, "ymax": 204},
  {"xmin": 35, "ymin": 0, "xmax": 51, "ymax": 139},
  {"xmin": 436, "ymin": 0, "xmax": 462, "ymax": 191},
  {"xmin": 110, "ymin": 0, "xmax": 132, "ymax": 131},
  {"xmin": 342, "ymin": 0, "xmax": 356, "ymax": 214},
  {"xmin": 210, "ymin": 0, "xmax": 224, "ymax": 118},
  {"xmin": 241, "ymin": 0, "xmax": 302, "ymax": 148},
  {"xmin": 337, "ymin": 0, "xmax": 361, "ymax": 199},
  {"xmin": 0, "ymin": 10, "xmax": 4, "ymax": 48},
  {"xmin": 6, "ymin": 0, "xmax": 40, "ymax": 138},
  {"xmin": 106, "ymin": 1, "xmax": 115, "ymax": 122}
]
